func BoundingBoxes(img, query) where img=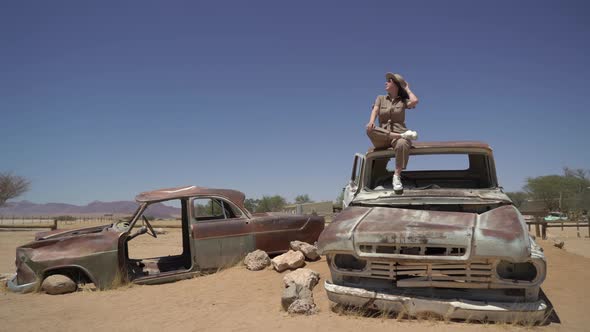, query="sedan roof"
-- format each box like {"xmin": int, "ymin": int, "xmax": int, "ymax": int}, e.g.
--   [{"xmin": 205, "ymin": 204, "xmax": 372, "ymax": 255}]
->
[{"xmin": 135, "ymin": 185, "xmax": 246, "ymax": 211}]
